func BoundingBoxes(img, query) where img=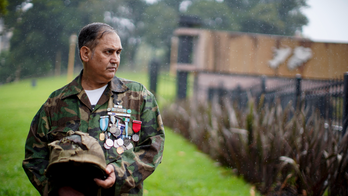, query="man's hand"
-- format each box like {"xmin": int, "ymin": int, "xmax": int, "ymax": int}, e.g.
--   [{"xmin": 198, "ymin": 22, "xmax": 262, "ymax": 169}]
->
[{"xmin": 94, "ymin": 164, "xmax": 116, "ymax": 189}]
